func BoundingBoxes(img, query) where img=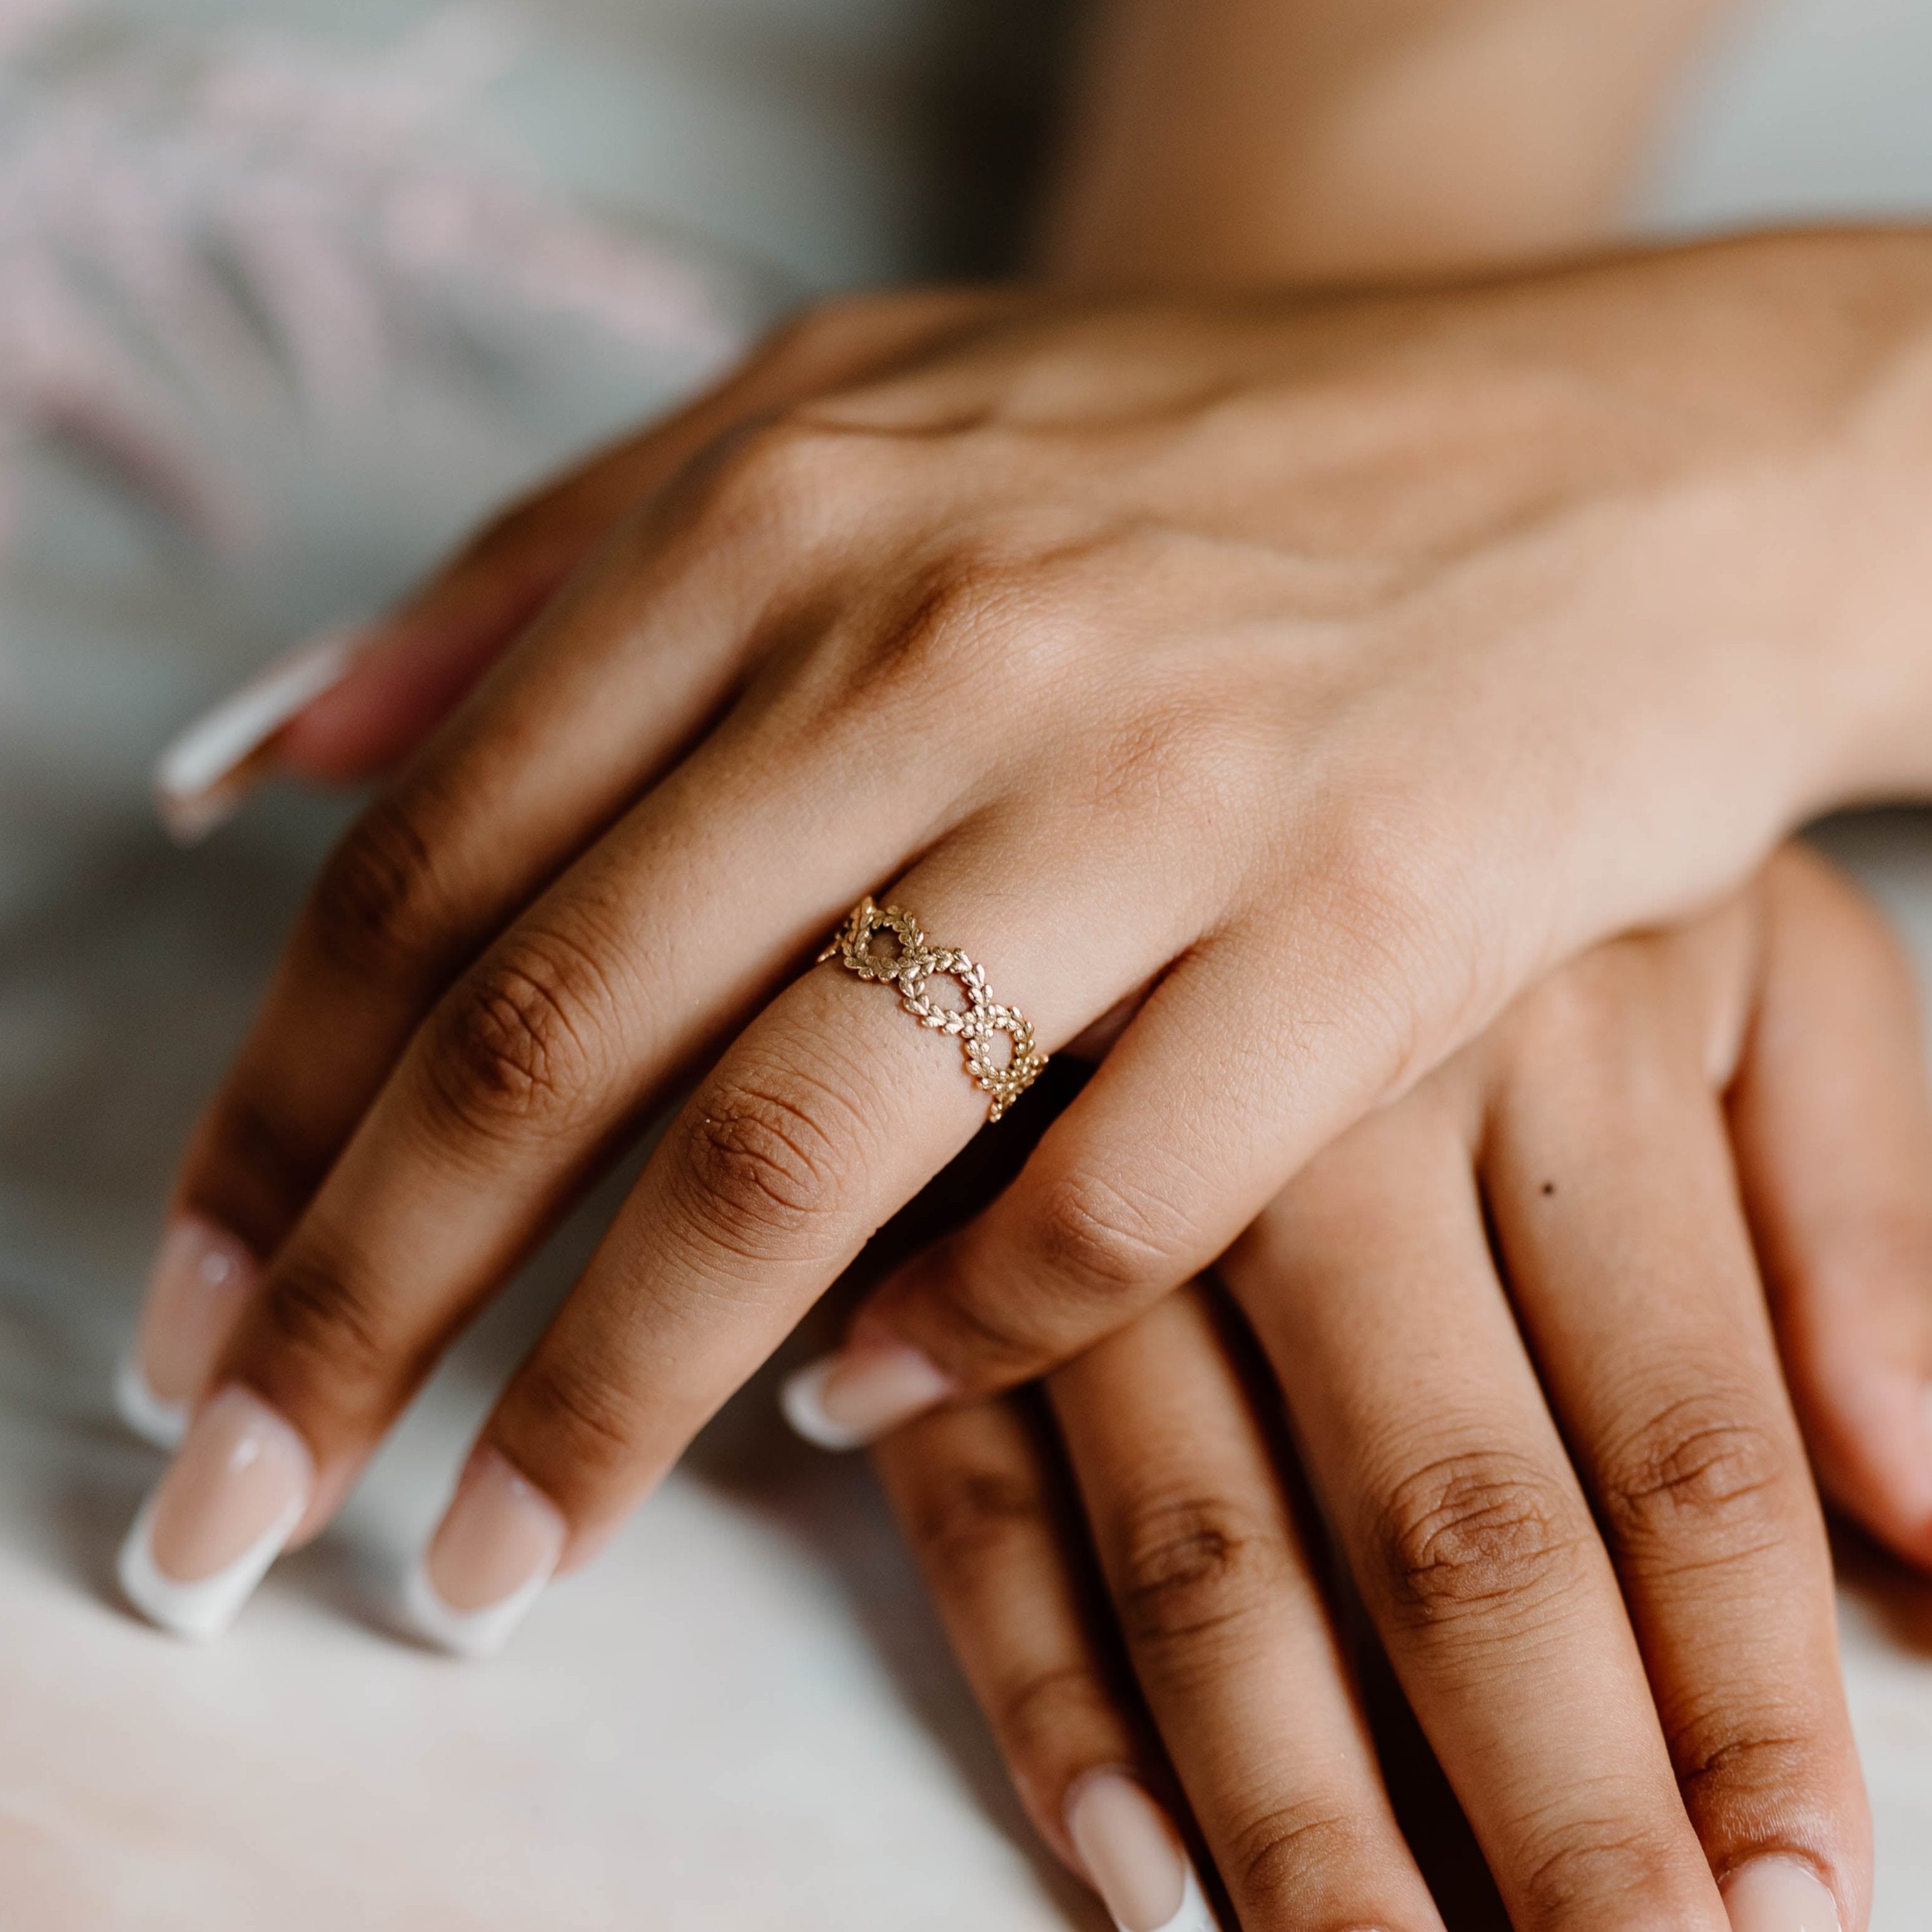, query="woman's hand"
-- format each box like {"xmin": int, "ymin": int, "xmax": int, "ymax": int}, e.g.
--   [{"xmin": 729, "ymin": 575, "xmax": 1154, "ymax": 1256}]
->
[
  {"xmin": 120, "ymin": 236, "xmax": 1932, "ymax": 1640},
  {"xmin": 879, "ymin": 844, "xmax": 1929, "ymax": 1932}
]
